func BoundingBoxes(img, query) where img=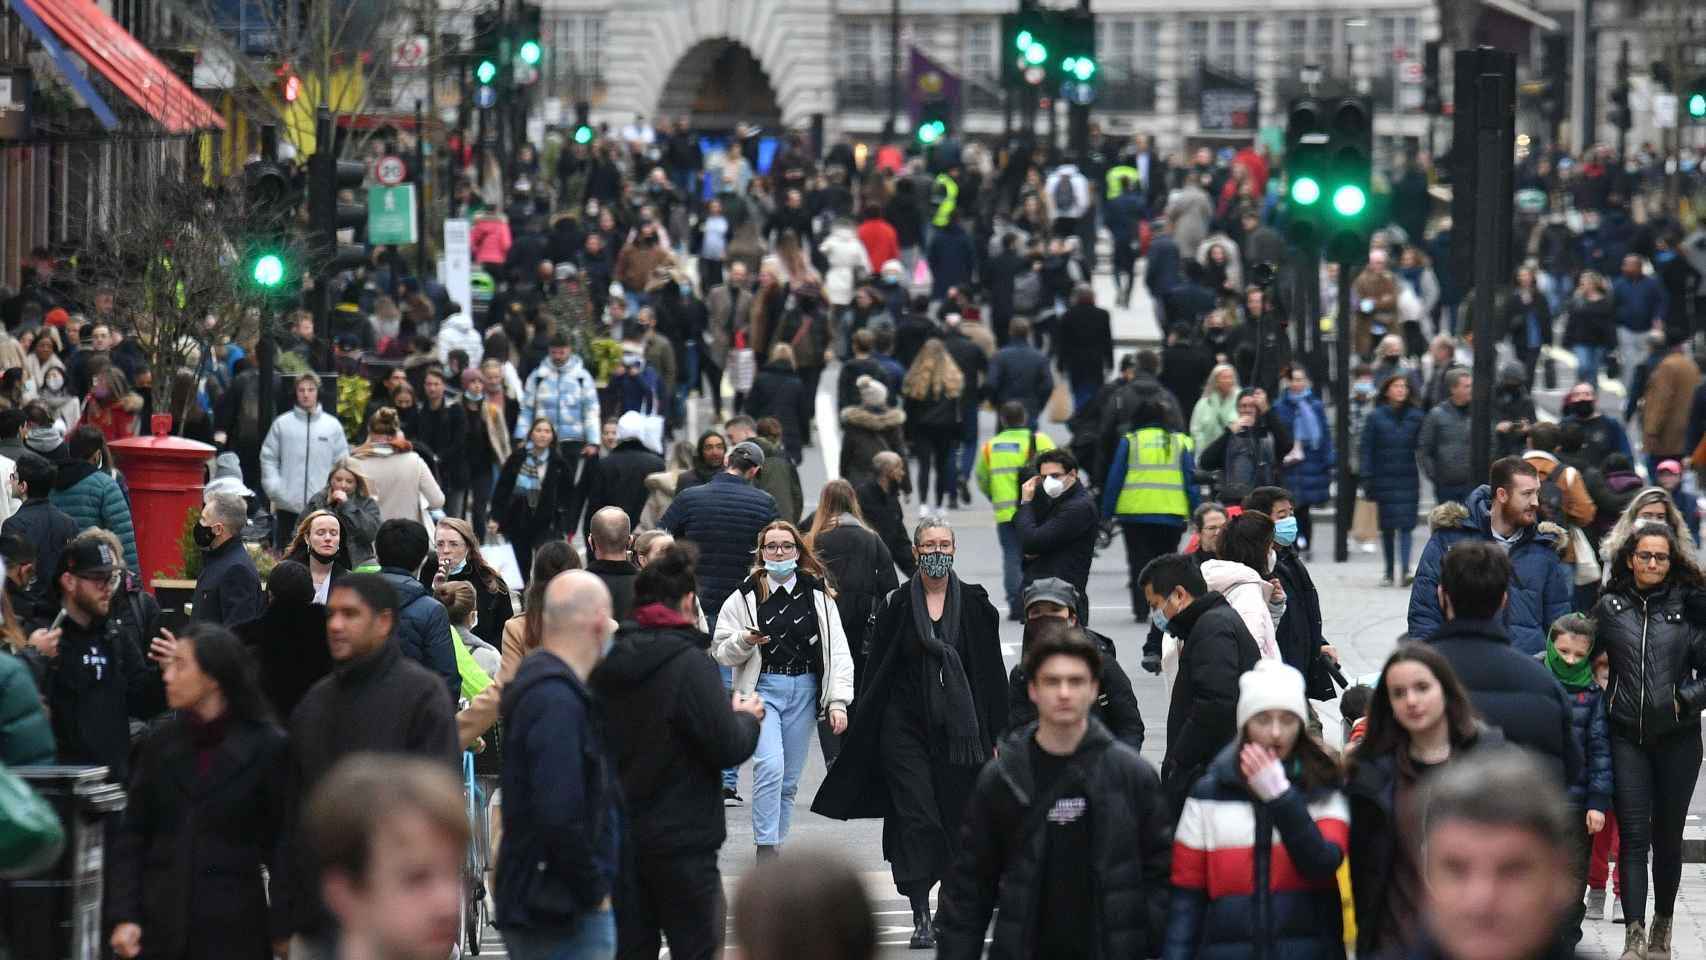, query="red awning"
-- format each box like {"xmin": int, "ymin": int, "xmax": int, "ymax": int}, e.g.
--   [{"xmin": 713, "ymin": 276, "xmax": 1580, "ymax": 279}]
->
[
  {"xmin": 14, "ymin": 0, "xmax": 224, "ymax": 134},
  {"xmin": 335, "ymin": 113, "xmax": 446, "ymax": 135}
]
